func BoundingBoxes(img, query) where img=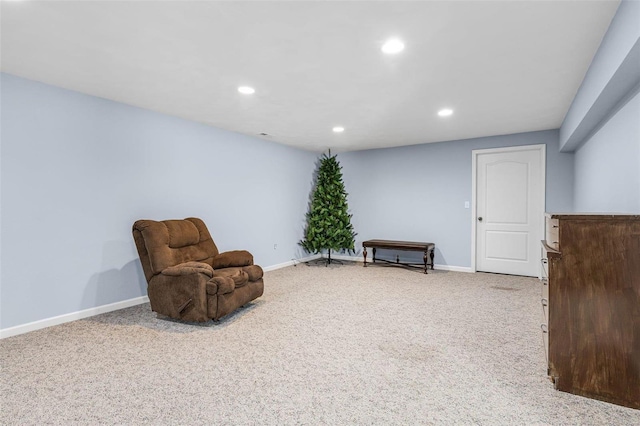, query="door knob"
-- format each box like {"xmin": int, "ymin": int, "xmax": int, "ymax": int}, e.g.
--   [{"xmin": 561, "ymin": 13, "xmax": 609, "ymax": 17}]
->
[{"xmin": 478, "ymin": 217, "xmax": 483, "ymax": 222}]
